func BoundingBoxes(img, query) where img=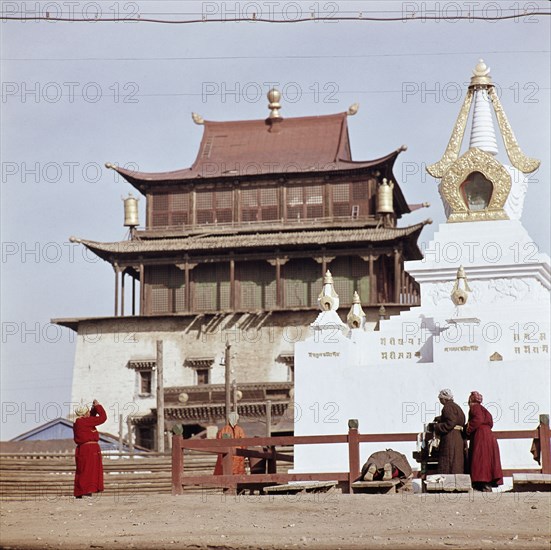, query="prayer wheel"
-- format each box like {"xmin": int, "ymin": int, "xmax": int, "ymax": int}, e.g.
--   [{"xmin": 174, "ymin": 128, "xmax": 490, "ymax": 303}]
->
[
  {"xmin": 123, "ymin": 193, "xmax": 140, "ymax": 227},
  {"xmin": 376, "ymin": 178, "xmax": 394, "ymax": 214}
]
